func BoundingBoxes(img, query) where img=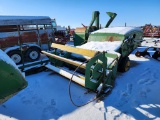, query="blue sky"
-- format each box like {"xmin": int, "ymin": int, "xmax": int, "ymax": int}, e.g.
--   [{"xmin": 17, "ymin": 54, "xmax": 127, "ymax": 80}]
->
[{"xmin": 0, "ymin": 0, "xmax": 159, "ymax": 28}]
